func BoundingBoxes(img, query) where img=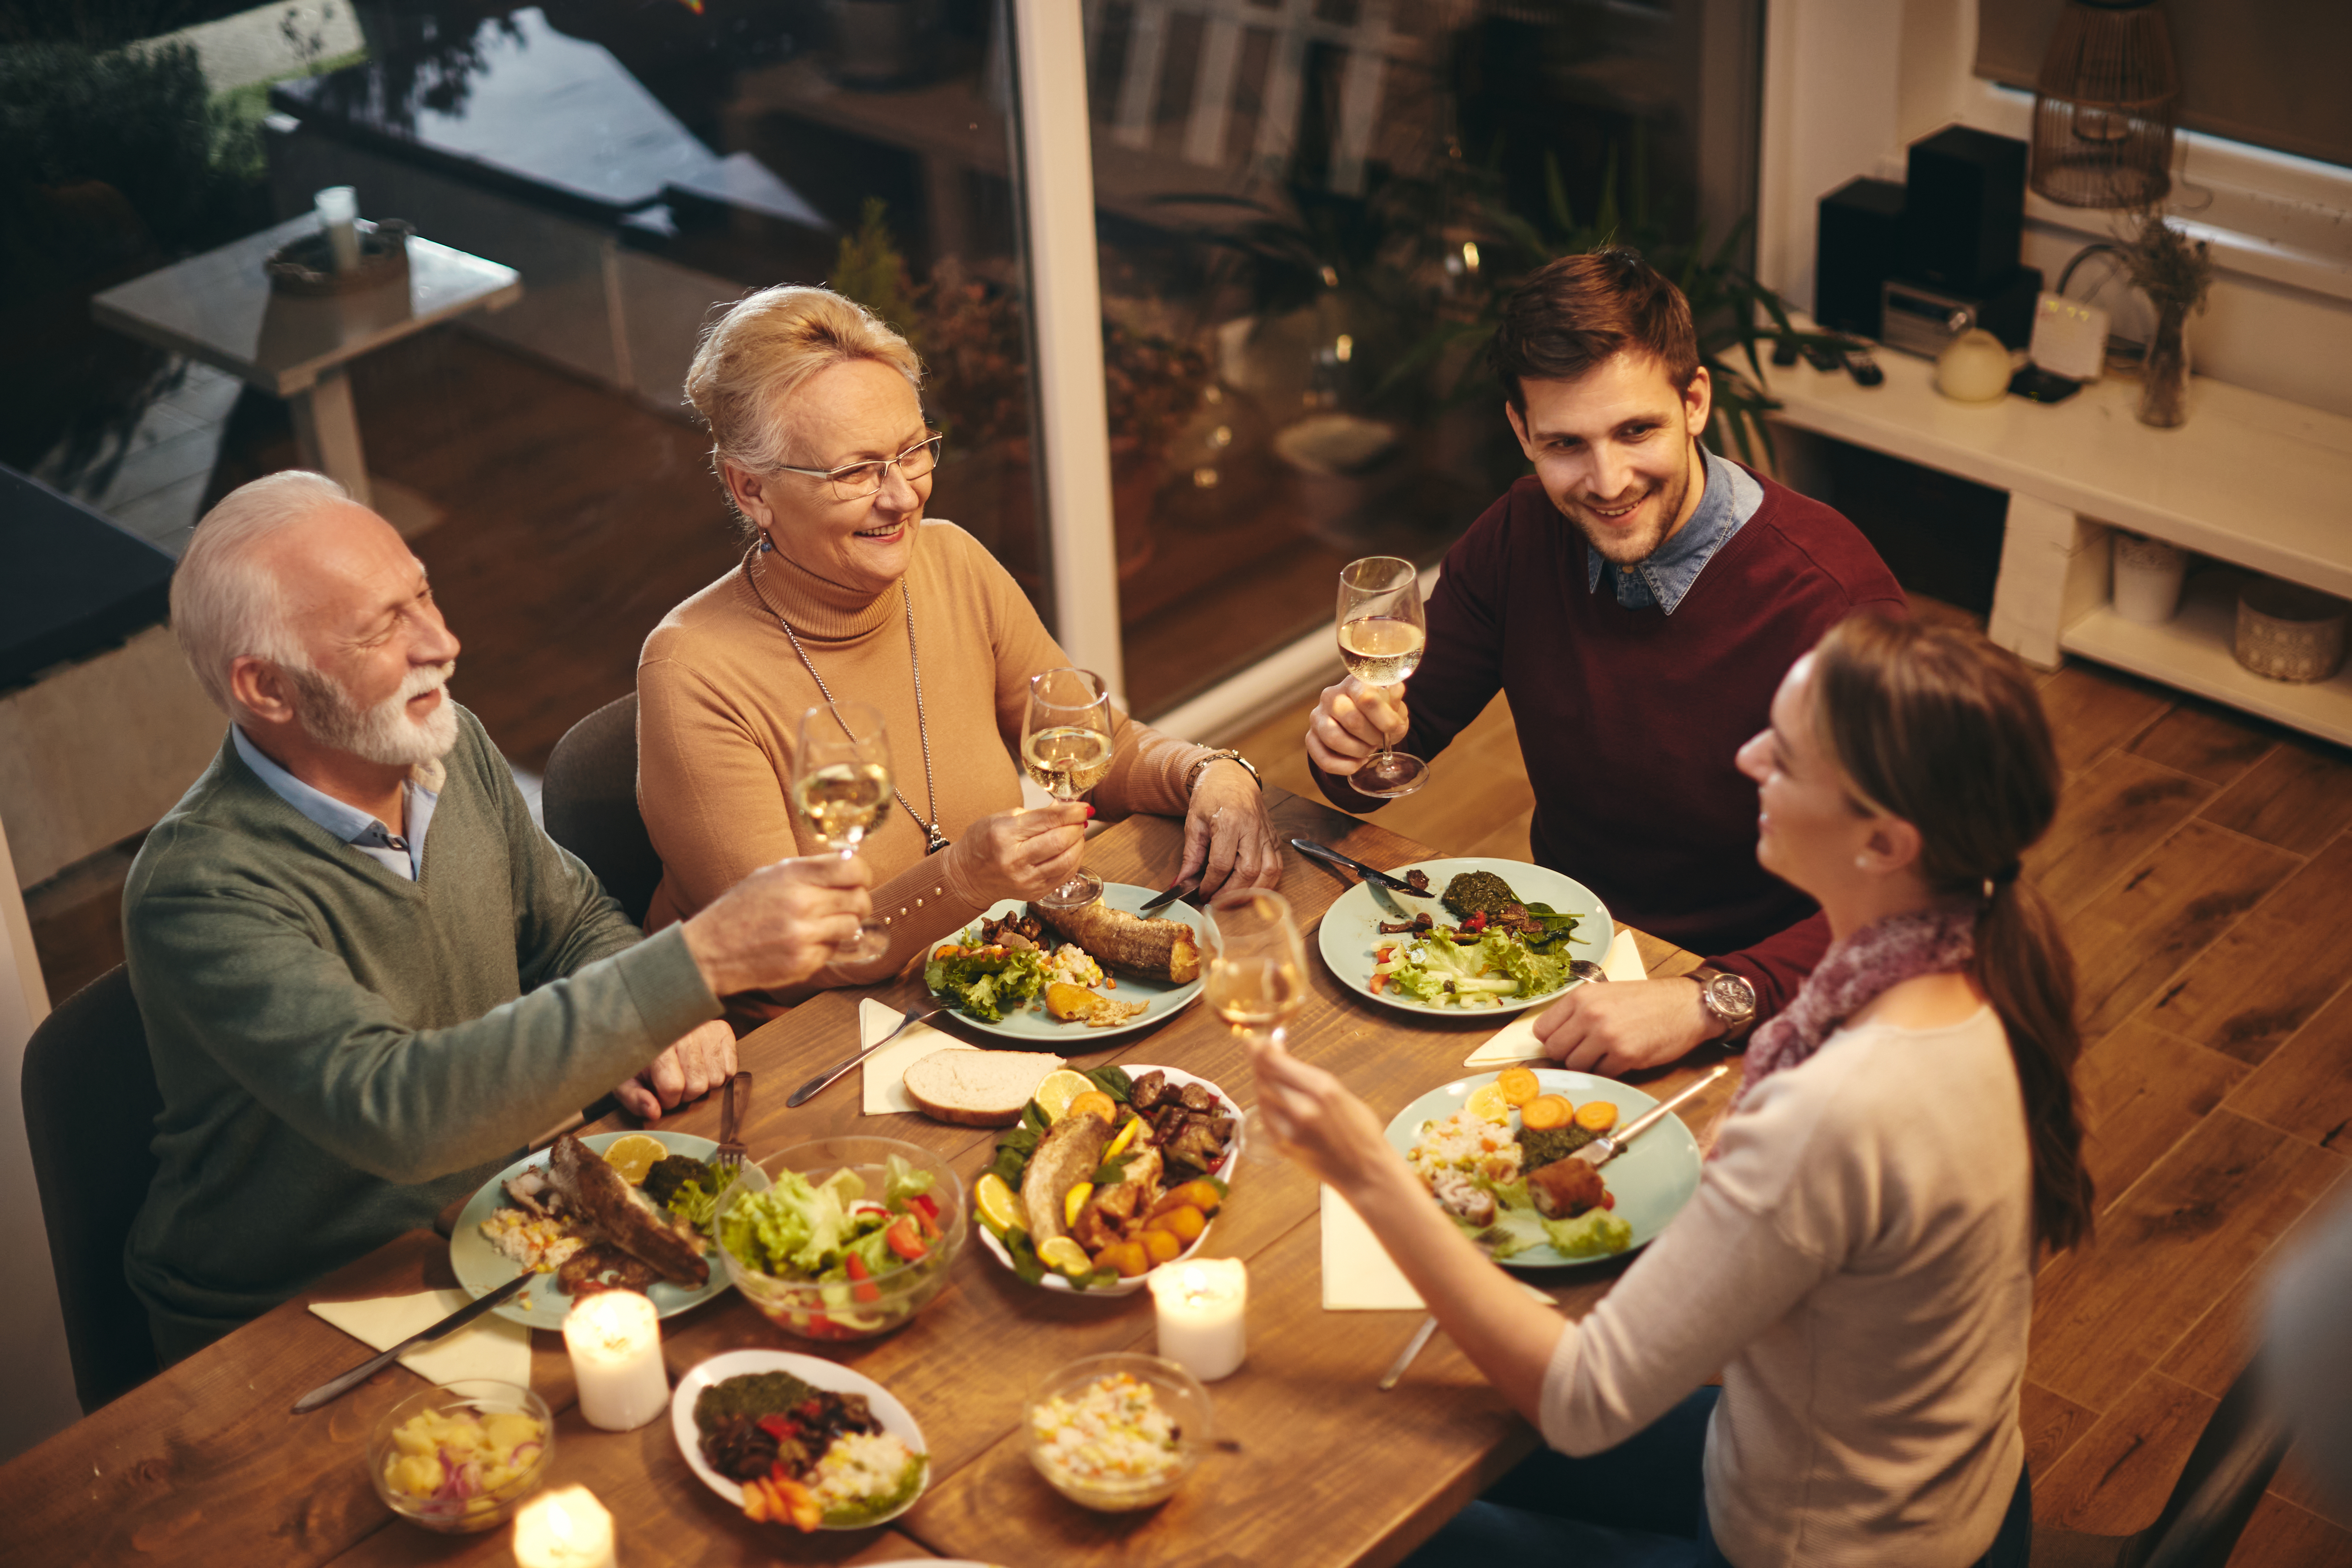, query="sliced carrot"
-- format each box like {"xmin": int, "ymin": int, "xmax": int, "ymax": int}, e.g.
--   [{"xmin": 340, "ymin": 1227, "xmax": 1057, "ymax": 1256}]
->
[
  {"xmin": 1495, "ymin": 1066, "xmax": 1541, "ymax": 1107},
  {"xmin": 1520, "ymin": 1094, "xmax": 1572, "ymax": 1131},
  {"xmin": 1574, "ymin": 1100, "xmax": 1620, "ymax": 1133}
]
